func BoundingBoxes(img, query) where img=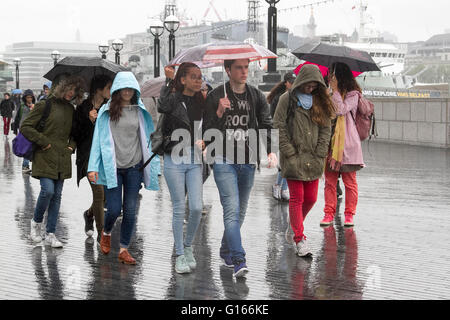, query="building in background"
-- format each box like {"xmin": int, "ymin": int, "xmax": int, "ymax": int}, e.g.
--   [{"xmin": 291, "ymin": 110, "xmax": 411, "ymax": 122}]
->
[
  {"xmin": 1, "ymin": 41, "xmax": 99, "ymax": 92},
  {"xmin": 0, "ymin": 59, "xmax": 13, "ymax": 93}
]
